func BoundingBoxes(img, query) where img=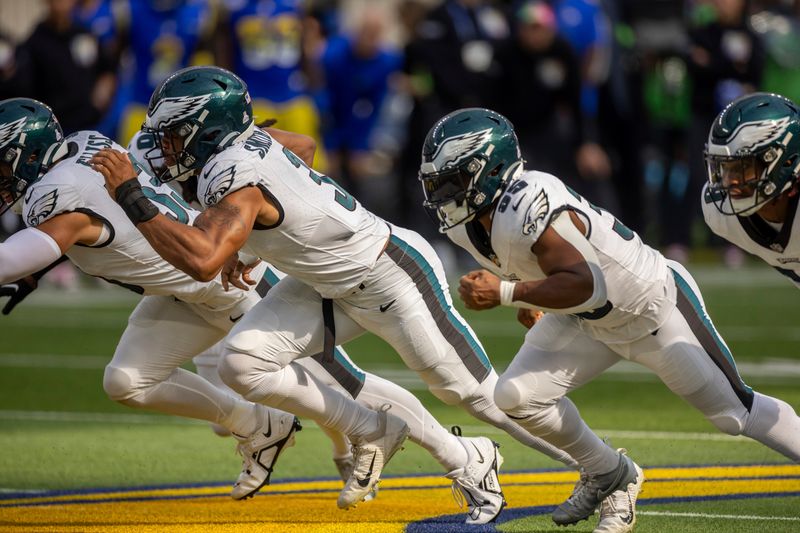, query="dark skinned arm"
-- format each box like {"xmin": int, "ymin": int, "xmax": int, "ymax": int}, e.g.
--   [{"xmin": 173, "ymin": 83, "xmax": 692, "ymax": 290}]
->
[
  {"xmin": 134, "ymin": 189, "xmax": 260, "ymax": 281},
  {"xmin": 90, "ymin": 147, "xmax": 261, "ymax": 282},
  {"xmin": 458, "ymin": 212, "xmax": 595, "ymax": 311}
]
